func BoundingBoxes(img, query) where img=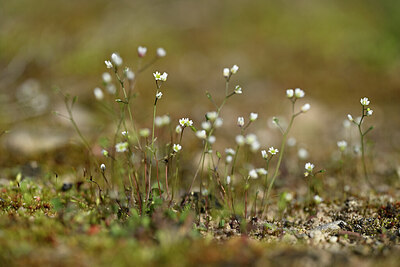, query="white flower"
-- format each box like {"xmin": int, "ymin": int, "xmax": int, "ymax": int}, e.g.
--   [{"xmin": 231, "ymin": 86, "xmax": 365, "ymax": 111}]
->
[
  {"xmin": 160, "ymin": 72, "xmax": 168, "ymax": 81},
  {"xmin": 305, "ymin": 162, "xmax": 314, "ymax": 172},
  {"xmin": 101, "ymin": 149, "xmax": 109, "ymax": 157},
  {"xmin": 249, "ymin": 169, "xmax": 258, "ymax": 179},
  {"xmin": 223, "ymin": 68, "xmax": 230, "ymax": 78},
  {"xmin": 237, "ymin": 117, "xmax": 245, "ymax": 127},
  {"xmin": 360, "ymin": 97, "xmax": 370, "ymax": 106},
  {"xmin": 234, "ymin": 85, "xmax": 242, "ymax": 94},
  {"xmin": 225, "ymin": 148, "xmax": 236, "ymax": 155},
  {"xmin": 138, "ymin": 46, "xmax": 147, "ymax": 57},
  {"xmin": 256, "ymin": 168, "xmax": 267, "ymax": 175},
  {"xmin": 347, "ymin": 114, "xmax": 353, "ymax": 121},
  {"xmin": 179, "ymin": 118, "xmax": 193, "ymax": 127},
  {"xmin": 102, "ymin": 72, "xmax": 112, "ymax": 83},
  {"xmin": 153, "ymin": 71, "xmax": 162, "ymax": 80},
  {"xmin": 343, "ymin": 120, "xmax": 351, "ymax": 128},
  {"xmin": 106, "ymin": 84, "xmax": 116, "ymax": 94},
  {"xmin": 105, "ymin": 60, "xmax": 113, "ymax": 69},
  {"xmin": 286, "ymin": 89, "xmax": 294, "ymax": 98},
  {"xmin": 139, "ymin": 128, "xmax": 150, "ymax": 138},
  {"xmin": 173, "ymin": 144, "xmax": 182, "ymax": 153},
  {"xmin": 156, "ymin": 47, "xmax": 166, "ymax": 58},
  {"xmin": 155, "ymin": 116, "xmax": 163, "ymax": 127},
  {"xmin": 196, "ymin": 130, "xmax": 207, "ymax": 139},
  {"xmin": 226, "ymin": 176, "xmax": 231, "ymax": 185},
  {"xmin": 214, "ymin": 118, "xmax": 223, "ymax": 128},
  {"xmin": 156, "ymin": 91, "xmax": 163, "ymax": 99},
  {"xmin": 367, "ymin": 108, "xmax": 373, "ymax": 116},
  {"xmin": 235, "ymin": 135, "xmax": 245, "ymax": 146},
  {"xmin": 100, "ymin": 164, "xmax": 106, "ymax": 171},
  {"xmin": 226, "ymin": 155, "xmax": 233, "ymax": 163},
  {"xmin": 111, "ymin": 53, "xmax": 123, "ymax": 66},
  {"xmin": 337, "ymin": 140, "xmax": 347, "ymax": 151},
  {"xmin": 175, "ymin": 125, "xmax": 182, "ymax": 134},
  {"xmin": 314, "ymin": 195, "xmax": 323, "ymax": 203},
  {"xmin": 161, "ymin": 115, "xmax": 170, "ymax": 125},
  {"xmin": 208, "ymin": 135, "xmax": 216, "ymax": 144},
  {"xmin": 202, "ymin": 121, "xmax": 212, "ymax": 131},
  {"xmin": 245, "ymin": 134, "xmax": 257, "ymax": 145},
  {"xmin": 250, "ymin": 141, "xmax": 260, "ymax": 152},
  {"xmin": 285, "ymin": 193, "xmax": 293, "ymax": 202},
  {"xmin": 124, "ymin": 68, "xmax": 135, "ymax": 81},
  {"xmin": 287, "ymin": 137, "xmax": 296, "ymax": 147},
  {"xmin": 122, "ymin": 131, "xmax": 128, "ymax": 136},
  {"xmin": 301, "ymin": 103, "xmax": 311, "ymax": 113},
  {"xmin": 206, "ymin": 111, "xmax": 218, "ymax": 121},
  {"xmin": 261, "ymin": 150, "xmax": 268, "ymax": 159},
  {"xmin": 294, "ymin": 88, "xmax": 305, "ymax": 98},
  {"xmin": 268, "ymin": 147, "xmax": 279, "ymax": 155},
  {"xmin": 94, "ymin": 88, "xmax": 104, "ymax": 100},
  {"xmin": 298, "ymin": 148, "xmax": 309, "ymax": 159},
  {"xmin": 250, "ymin": 112, "xmax": 258, "ymax": 122},
  {"xmin": 115, "ymin": 142, "xmax": 128, "ymax": 152},
  {"xmin": 231, "ymin": 64, "xmax": 239, "ymax": 74}
]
